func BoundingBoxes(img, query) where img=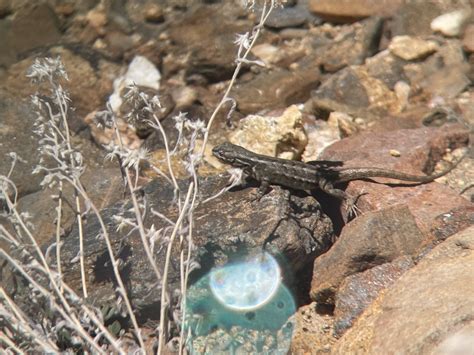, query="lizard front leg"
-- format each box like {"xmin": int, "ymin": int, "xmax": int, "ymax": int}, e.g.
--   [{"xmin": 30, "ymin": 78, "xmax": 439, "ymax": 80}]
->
[
  {"xmin": 251, "ymin": 164, "xmax": 271, "ymax": 200},
  {"xmin": 255, "ymin": 179, "xmax": 271, "ymax": 200}
]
